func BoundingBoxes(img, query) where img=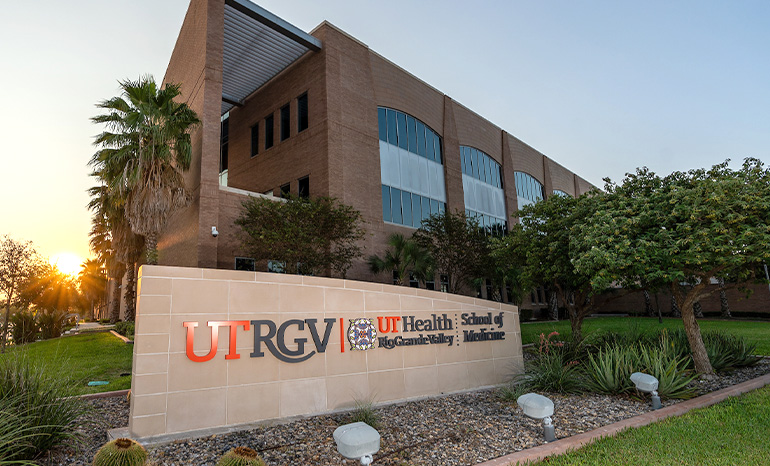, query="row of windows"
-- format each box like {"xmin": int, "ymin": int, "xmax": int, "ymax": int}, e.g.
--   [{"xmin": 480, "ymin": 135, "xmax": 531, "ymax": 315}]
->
[
  {"xmin": 461, "ymin": 146, "xmax": 502, "ymax": 189},
  {"xmin": 465, "ymin": 209, "xmax": 507, "ymax": 235},
  {"xmin": 382, "ymin": 185, "xmax": 445, "ymax": 228},
  {"xmin": 279, "ymin": 176, "xmax": 310, "ymax": 199},
  {"xmin": 515, "ymin": 171, "xmax": 545, "ymax": 203},
  {"xmin": 378, "ymin": 107, "xmax": 443, "ymax": 164},
  {"xmin": 553, "ymin": 189, "xmax": 571, "ymax": 197},
  {"xmin": 250, "ymin": 92, "xmax": 309, "ymax": 157}
]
